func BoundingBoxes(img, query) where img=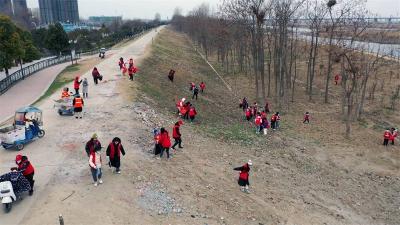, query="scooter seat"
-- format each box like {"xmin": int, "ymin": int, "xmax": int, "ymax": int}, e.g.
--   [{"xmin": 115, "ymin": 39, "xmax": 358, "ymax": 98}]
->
[{"xmin": 1, "ymin": 189, "xmax": 10, "ymax": 194}]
